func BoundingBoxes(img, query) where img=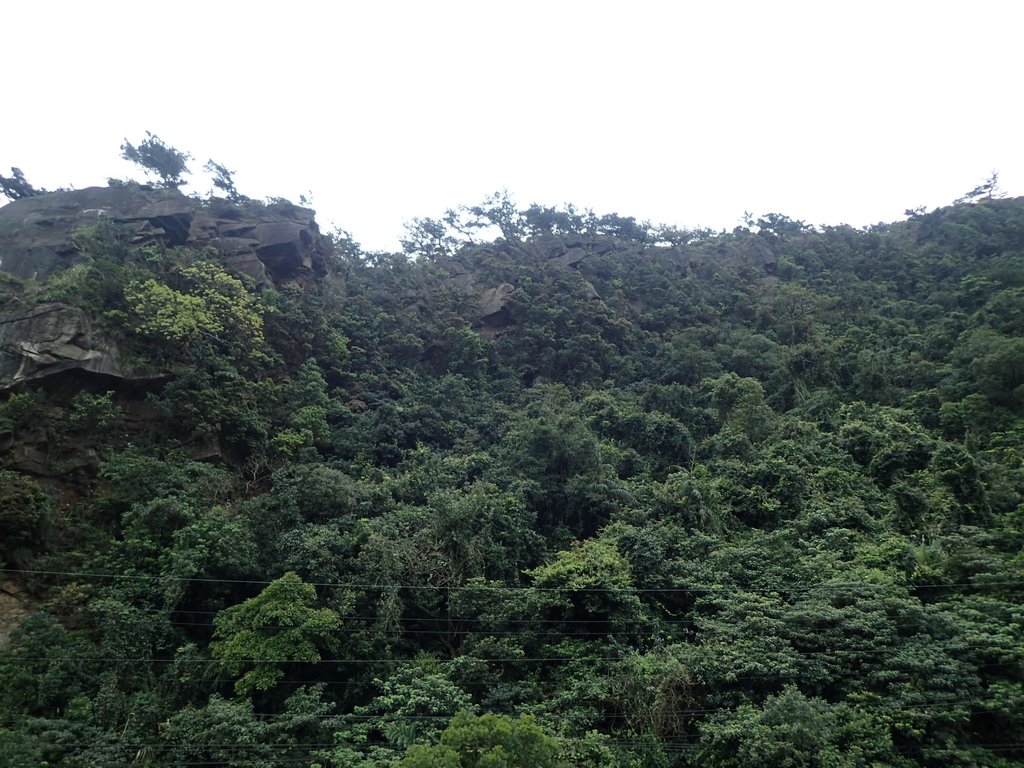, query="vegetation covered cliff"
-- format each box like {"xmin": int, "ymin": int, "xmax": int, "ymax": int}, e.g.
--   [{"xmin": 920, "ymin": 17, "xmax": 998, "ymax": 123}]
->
[{"xmin": 1, "ymin": 177, "xmax": 1022, "ymax": 766}]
